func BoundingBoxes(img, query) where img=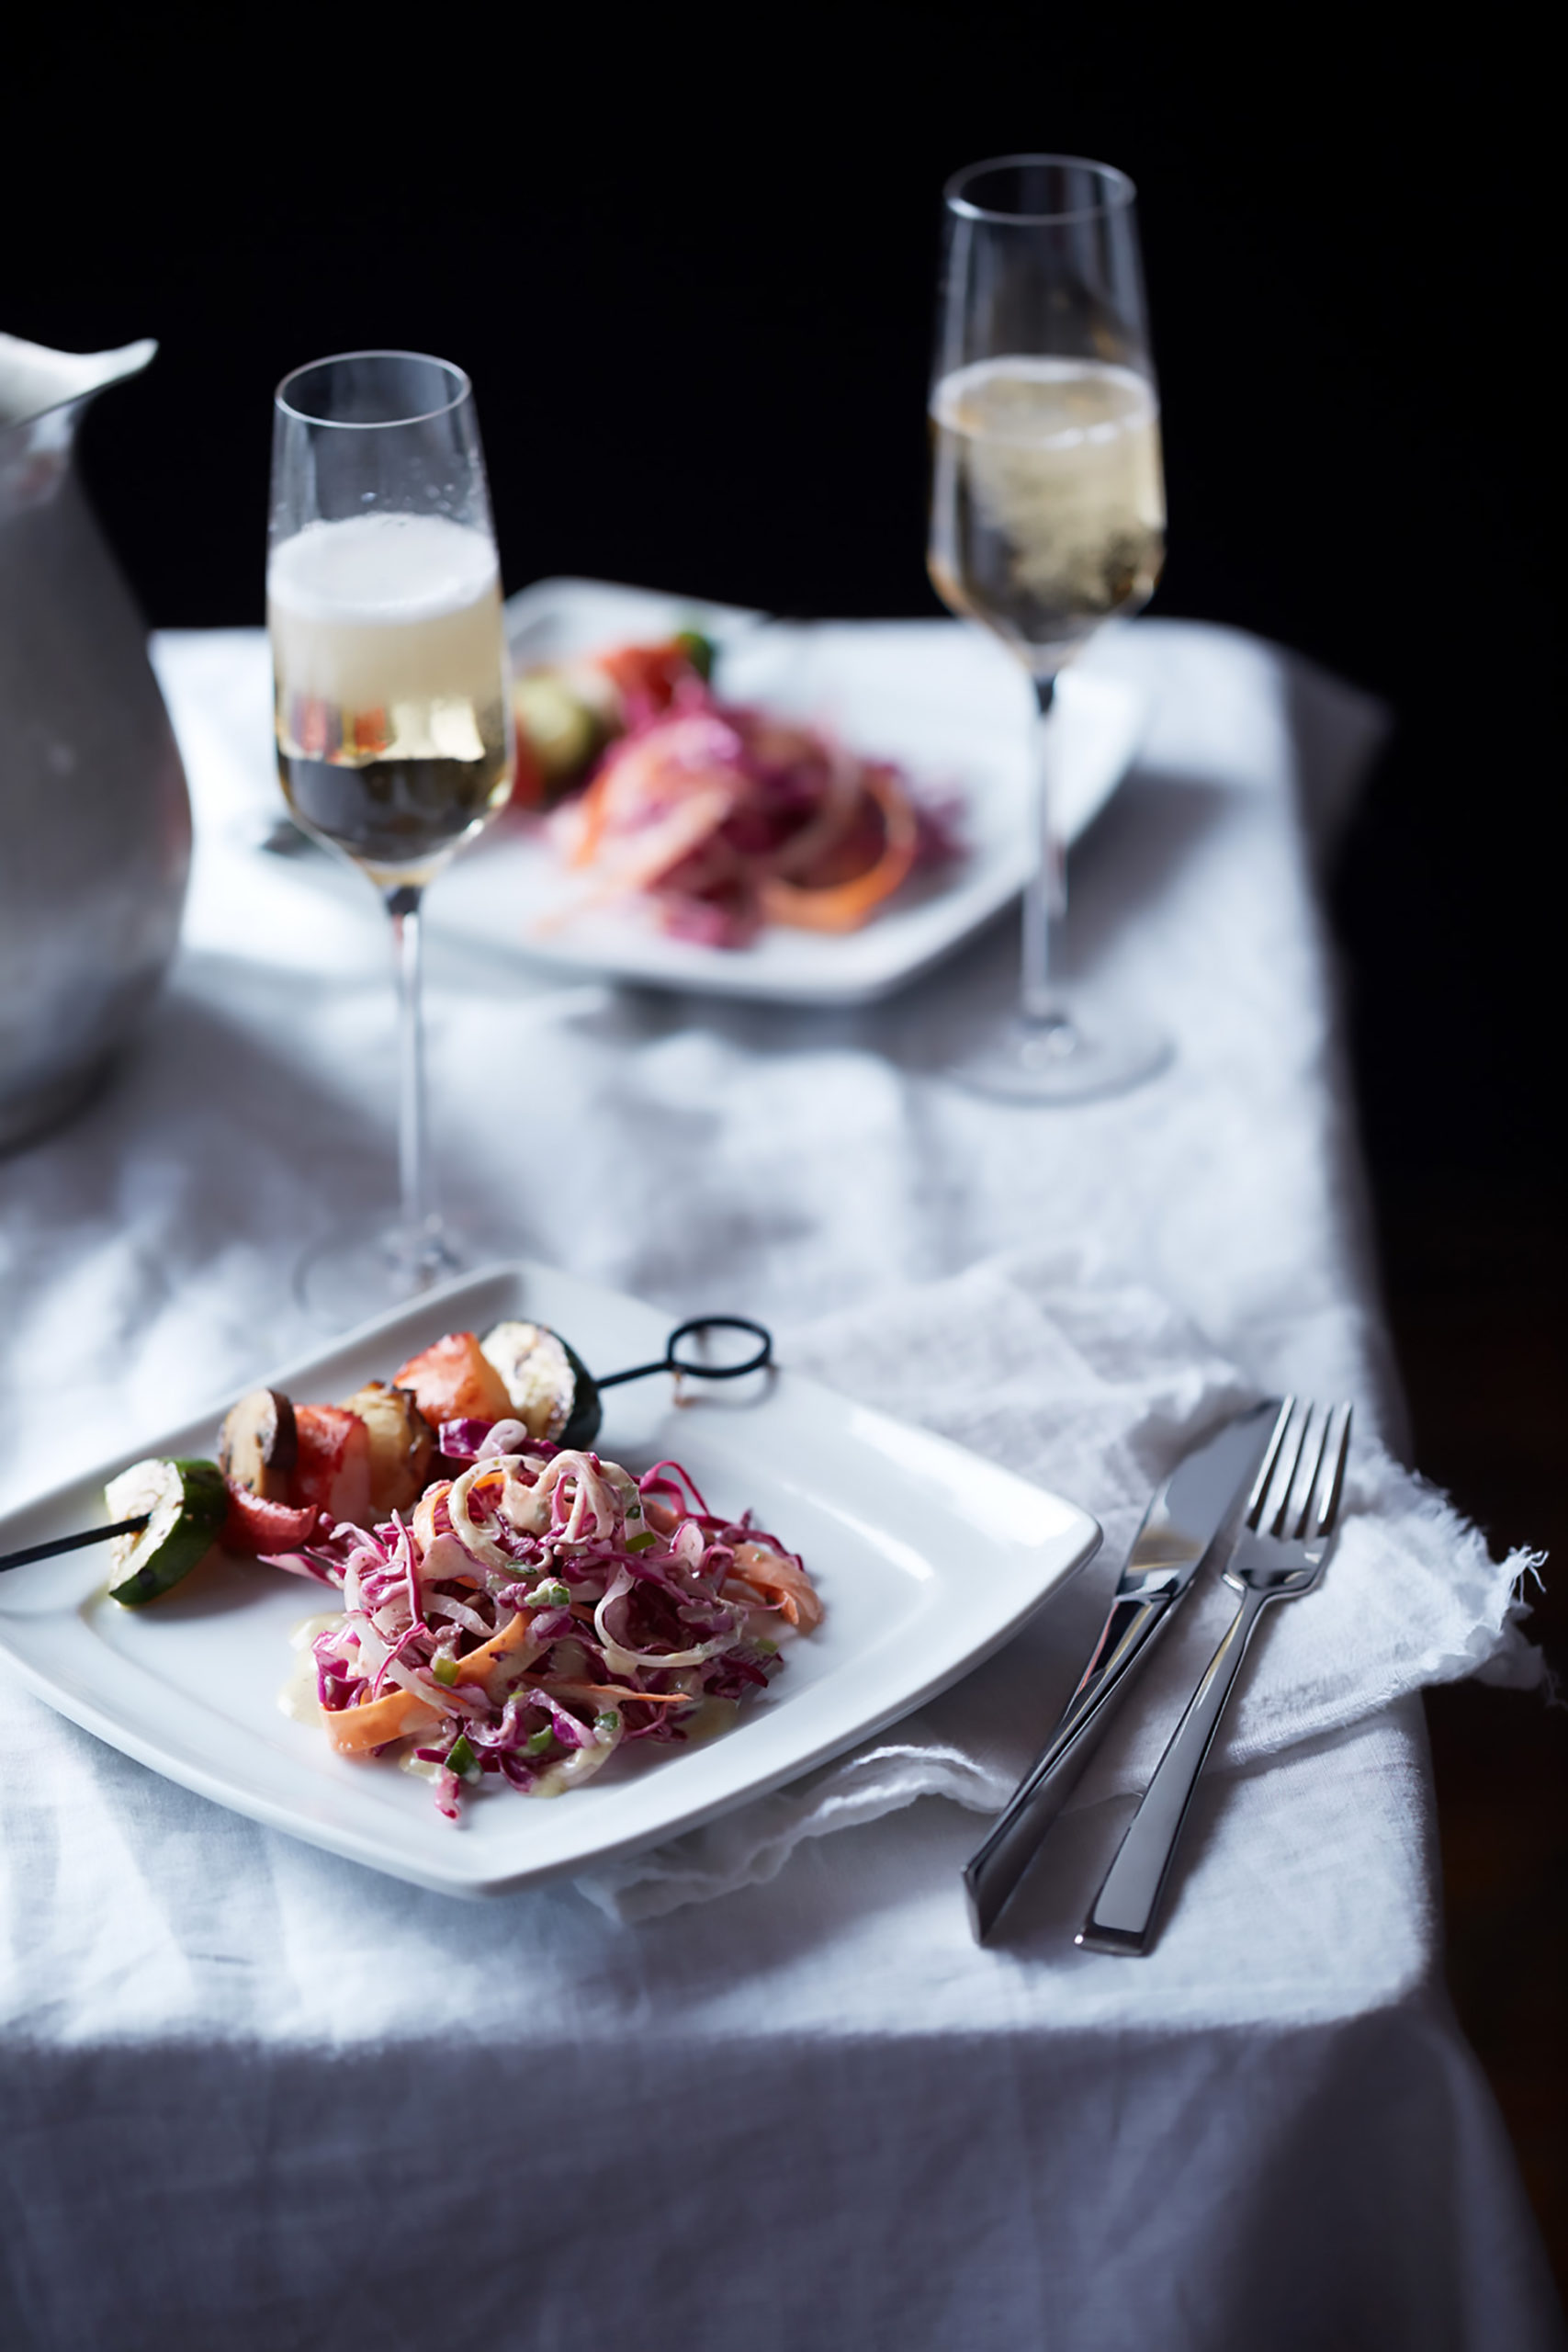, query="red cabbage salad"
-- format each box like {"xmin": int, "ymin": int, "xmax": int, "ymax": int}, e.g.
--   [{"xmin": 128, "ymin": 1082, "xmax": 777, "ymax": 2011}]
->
[
  {"xmin": 278, "ymin": 1428, "xmax": 820, "ymax": 1819},
  {"xmin": 512, "ymin": 632, "xmax": 963, "ymax": 948}
]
